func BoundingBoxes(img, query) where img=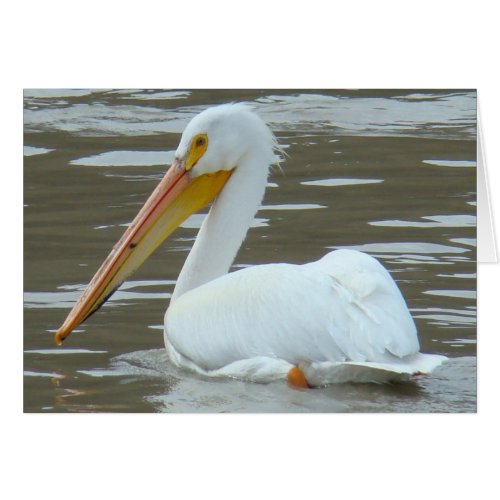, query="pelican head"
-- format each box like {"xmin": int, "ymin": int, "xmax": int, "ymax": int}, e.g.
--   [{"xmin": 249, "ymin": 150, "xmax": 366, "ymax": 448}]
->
[
  {"xmin": 176, "ymin": 103, "xmax": 275, "ymax": 175},
  {"xmin": 55, "ymin": 103, "xmax": 276, "ymax": 345}
]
